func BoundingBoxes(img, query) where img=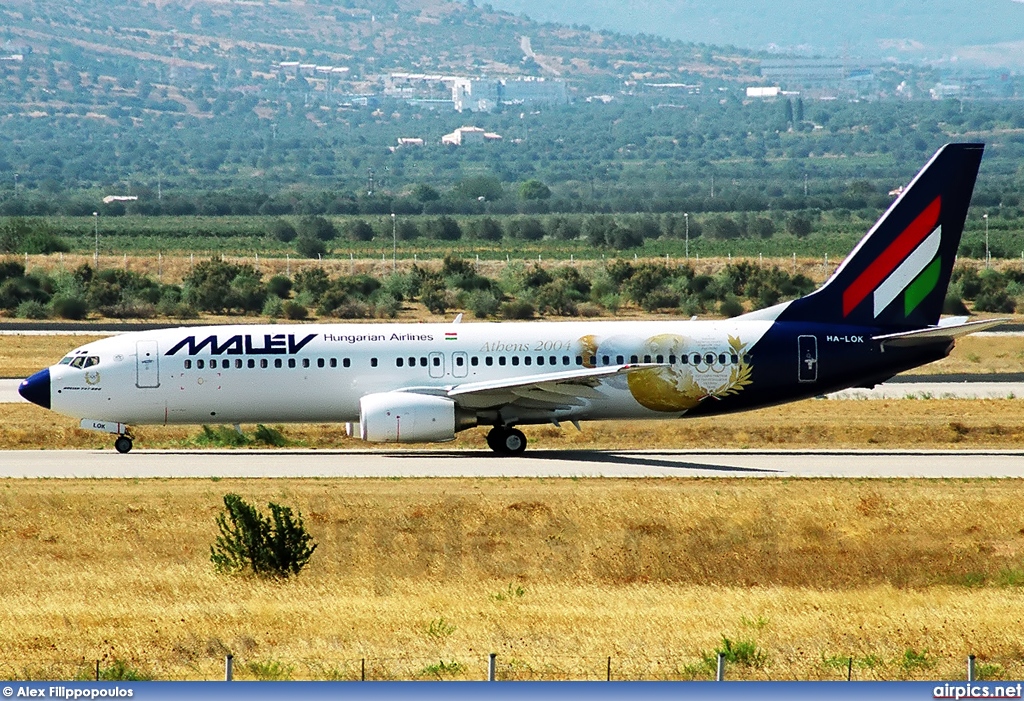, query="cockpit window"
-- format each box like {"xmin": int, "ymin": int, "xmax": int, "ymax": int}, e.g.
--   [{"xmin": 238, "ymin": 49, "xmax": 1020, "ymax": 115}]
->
[
  {"xmin": 59, "ymin": 357, "xmax": 73, "ymax": 365},
  {"xmin": 84, "ymin": 356, "xmax": 99, "ymax": 368},
  {"xmin": 69, "ymin": 356, "xmax": 99, "ymax": 369},
  {"xmin": 70, "ymin": 357, "xmax": 86, "ymax": 368}
]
